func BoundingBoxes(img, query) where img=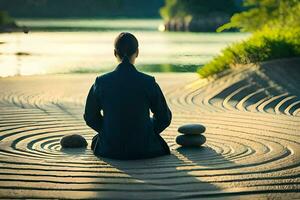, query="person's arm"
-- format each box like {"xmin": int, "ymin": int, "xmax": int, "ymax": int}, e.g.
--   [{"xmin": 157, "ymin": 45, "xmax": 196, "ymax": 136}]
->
[
  {"xmin": 150, "ymin": 79, "xmax": 172, "ymax": 135},
  {"xmin": 83, "ymin": 79, "xmax": 103, "ymax": 133}
]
